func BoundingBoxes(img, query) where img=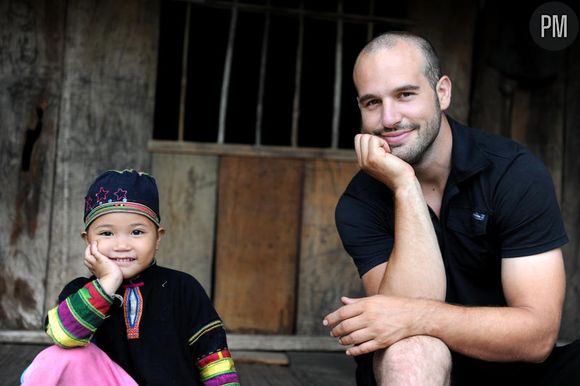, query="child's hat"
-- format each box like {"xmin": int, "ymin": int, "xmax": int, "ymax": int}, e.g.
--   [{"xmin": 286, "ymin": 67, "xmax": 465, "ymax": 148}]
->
[{"xmin": 84, "ymin": 169, "xmax": 160, "ymax": 229}]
